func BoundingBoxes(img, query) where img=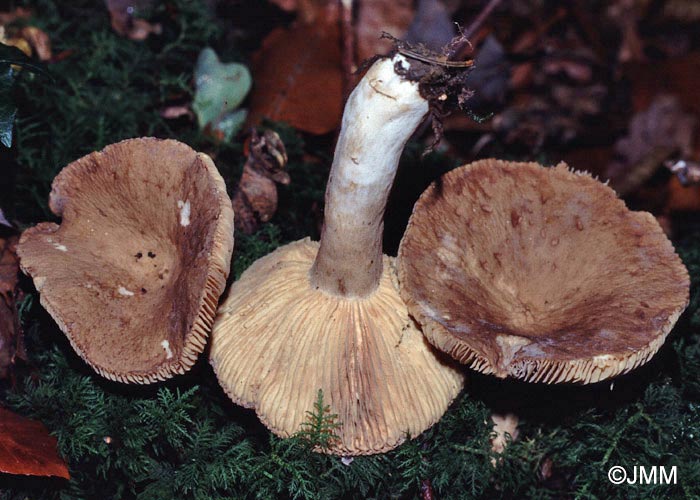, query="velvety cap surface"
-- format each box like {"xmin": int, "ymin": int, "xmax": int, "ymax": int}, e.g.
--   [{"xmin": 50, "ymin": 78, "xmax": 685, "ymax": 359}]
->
[
  {"xmin": 398, "ymin": 159, "xmax": 689, "ymax": 383},
  {"xmin": 18, "ymin": 138, "xmax": 234, "ymax": 383}
]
